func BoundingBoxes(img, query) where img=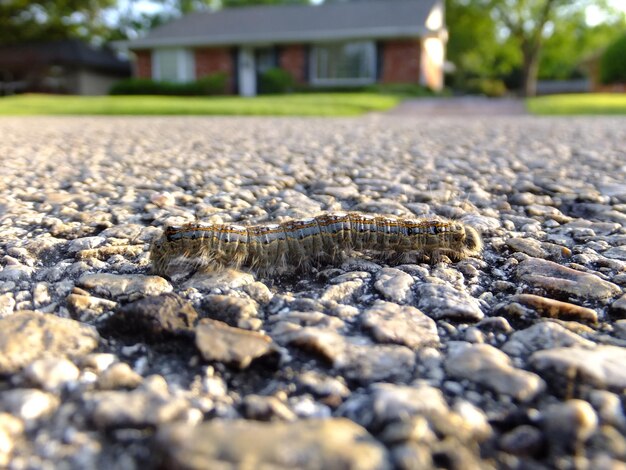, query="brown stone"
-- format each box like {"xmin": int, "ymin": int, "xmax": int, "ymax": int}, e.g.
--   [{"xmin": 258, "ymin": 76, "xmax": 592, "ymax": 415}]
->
[{"xmin": 510, "ymin": 294, "xmax": 598, "ymax": 323}]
